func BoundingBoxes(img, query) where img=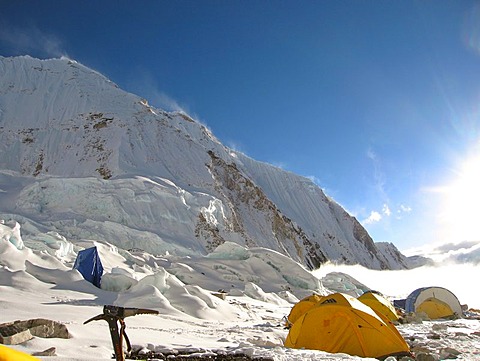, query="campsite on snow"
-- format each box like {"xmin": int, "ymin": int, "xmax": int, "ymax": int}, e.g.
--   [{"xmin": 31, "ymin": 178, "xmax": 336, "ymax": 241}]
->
[
  {"xmin": 1, "ymin": 220, "xmax": 480, "ymax": 361},
  {"xmin": 0, "ymin": 55, "xmax": 479, "ymax": 360}
]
